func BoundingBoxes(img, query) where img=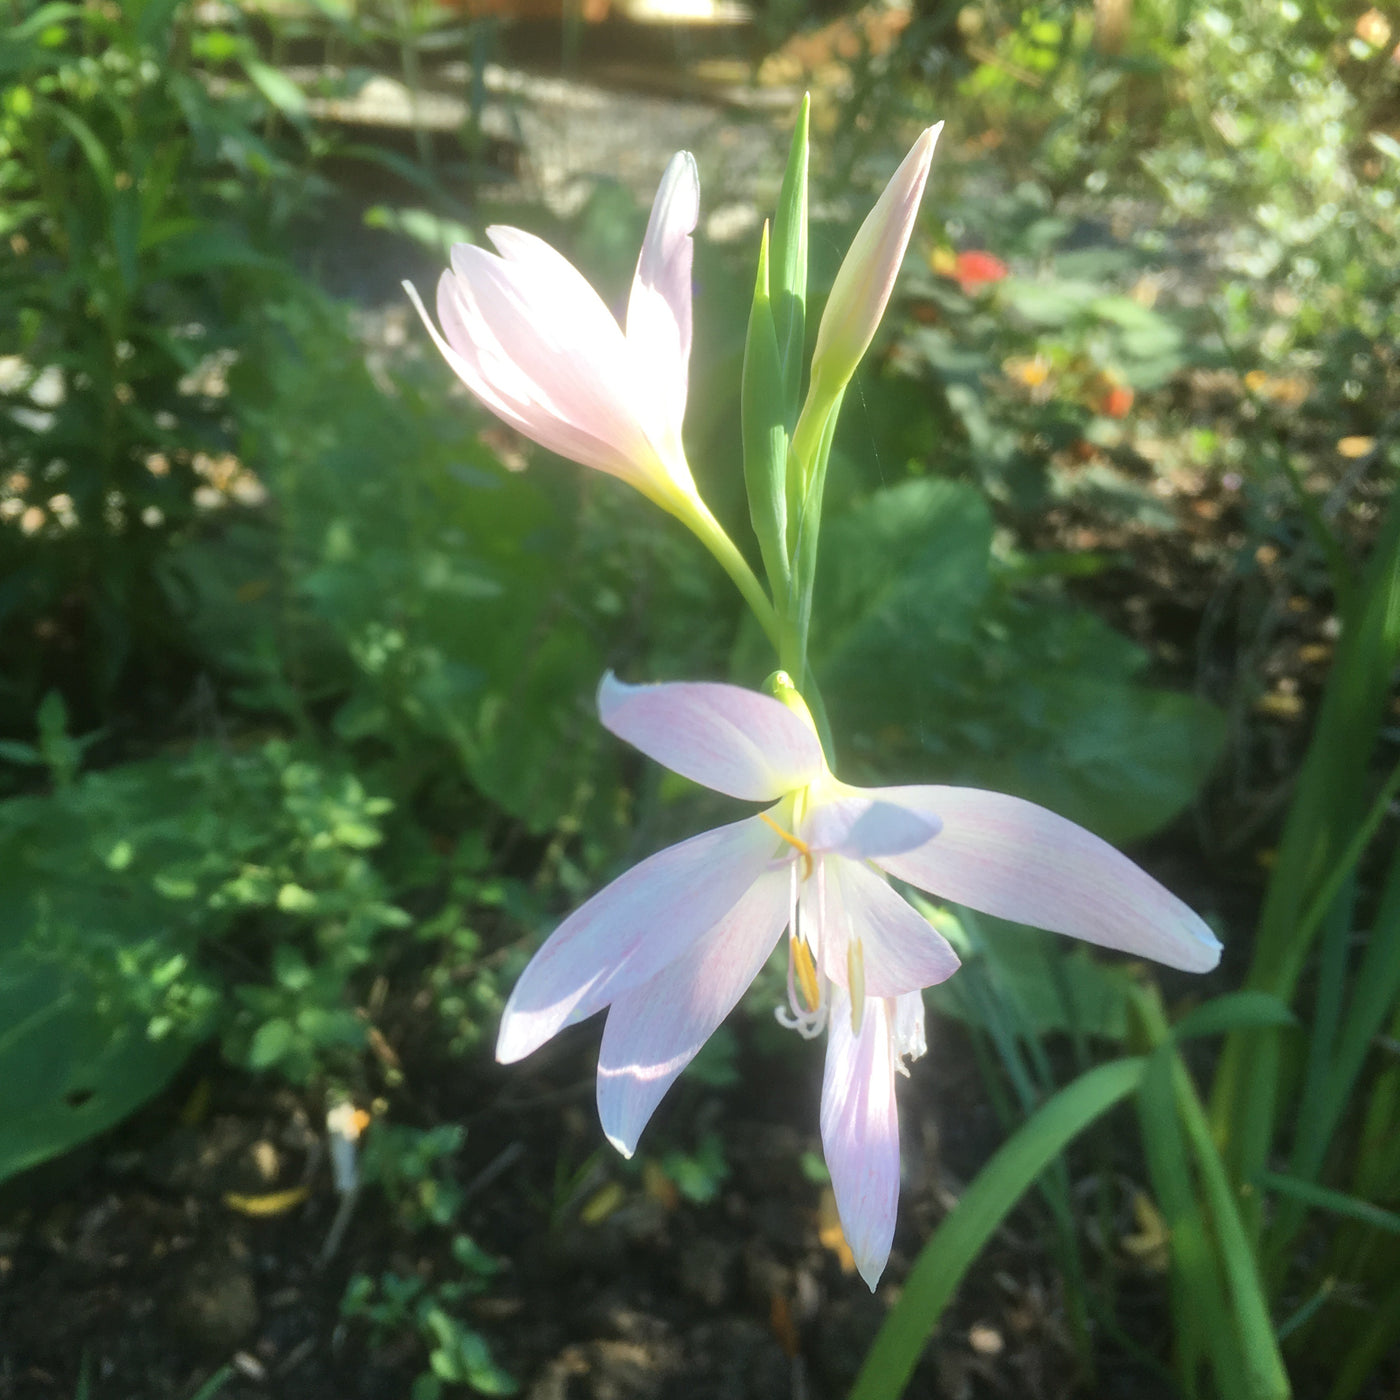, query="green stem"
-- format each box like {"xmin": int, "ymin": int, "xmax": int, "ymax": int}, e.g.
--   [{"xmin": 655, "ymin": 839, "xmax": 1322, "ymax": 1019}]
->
[
  {"xmin": 1133, "ymin": 986, "xmax": 1291, "ymax": 1400},
  {"xmin": 682, "ymin": 496, "xmax": 780, "ymax": 650}
]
